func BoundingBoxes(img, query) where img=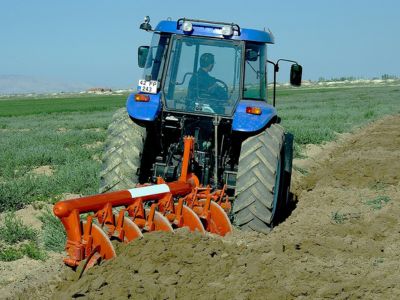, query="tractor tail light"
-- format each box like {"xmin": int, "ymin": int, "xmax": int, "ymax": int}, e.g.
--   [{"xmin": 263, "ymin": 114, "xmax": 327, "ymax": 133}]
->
[
  {"xmin": 246, "ymin": 107, "xmax": 262, "ymax": 115},
  {"xmin": 135, "ymin": 94, "xmax": 150, "ymax": 102}
]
